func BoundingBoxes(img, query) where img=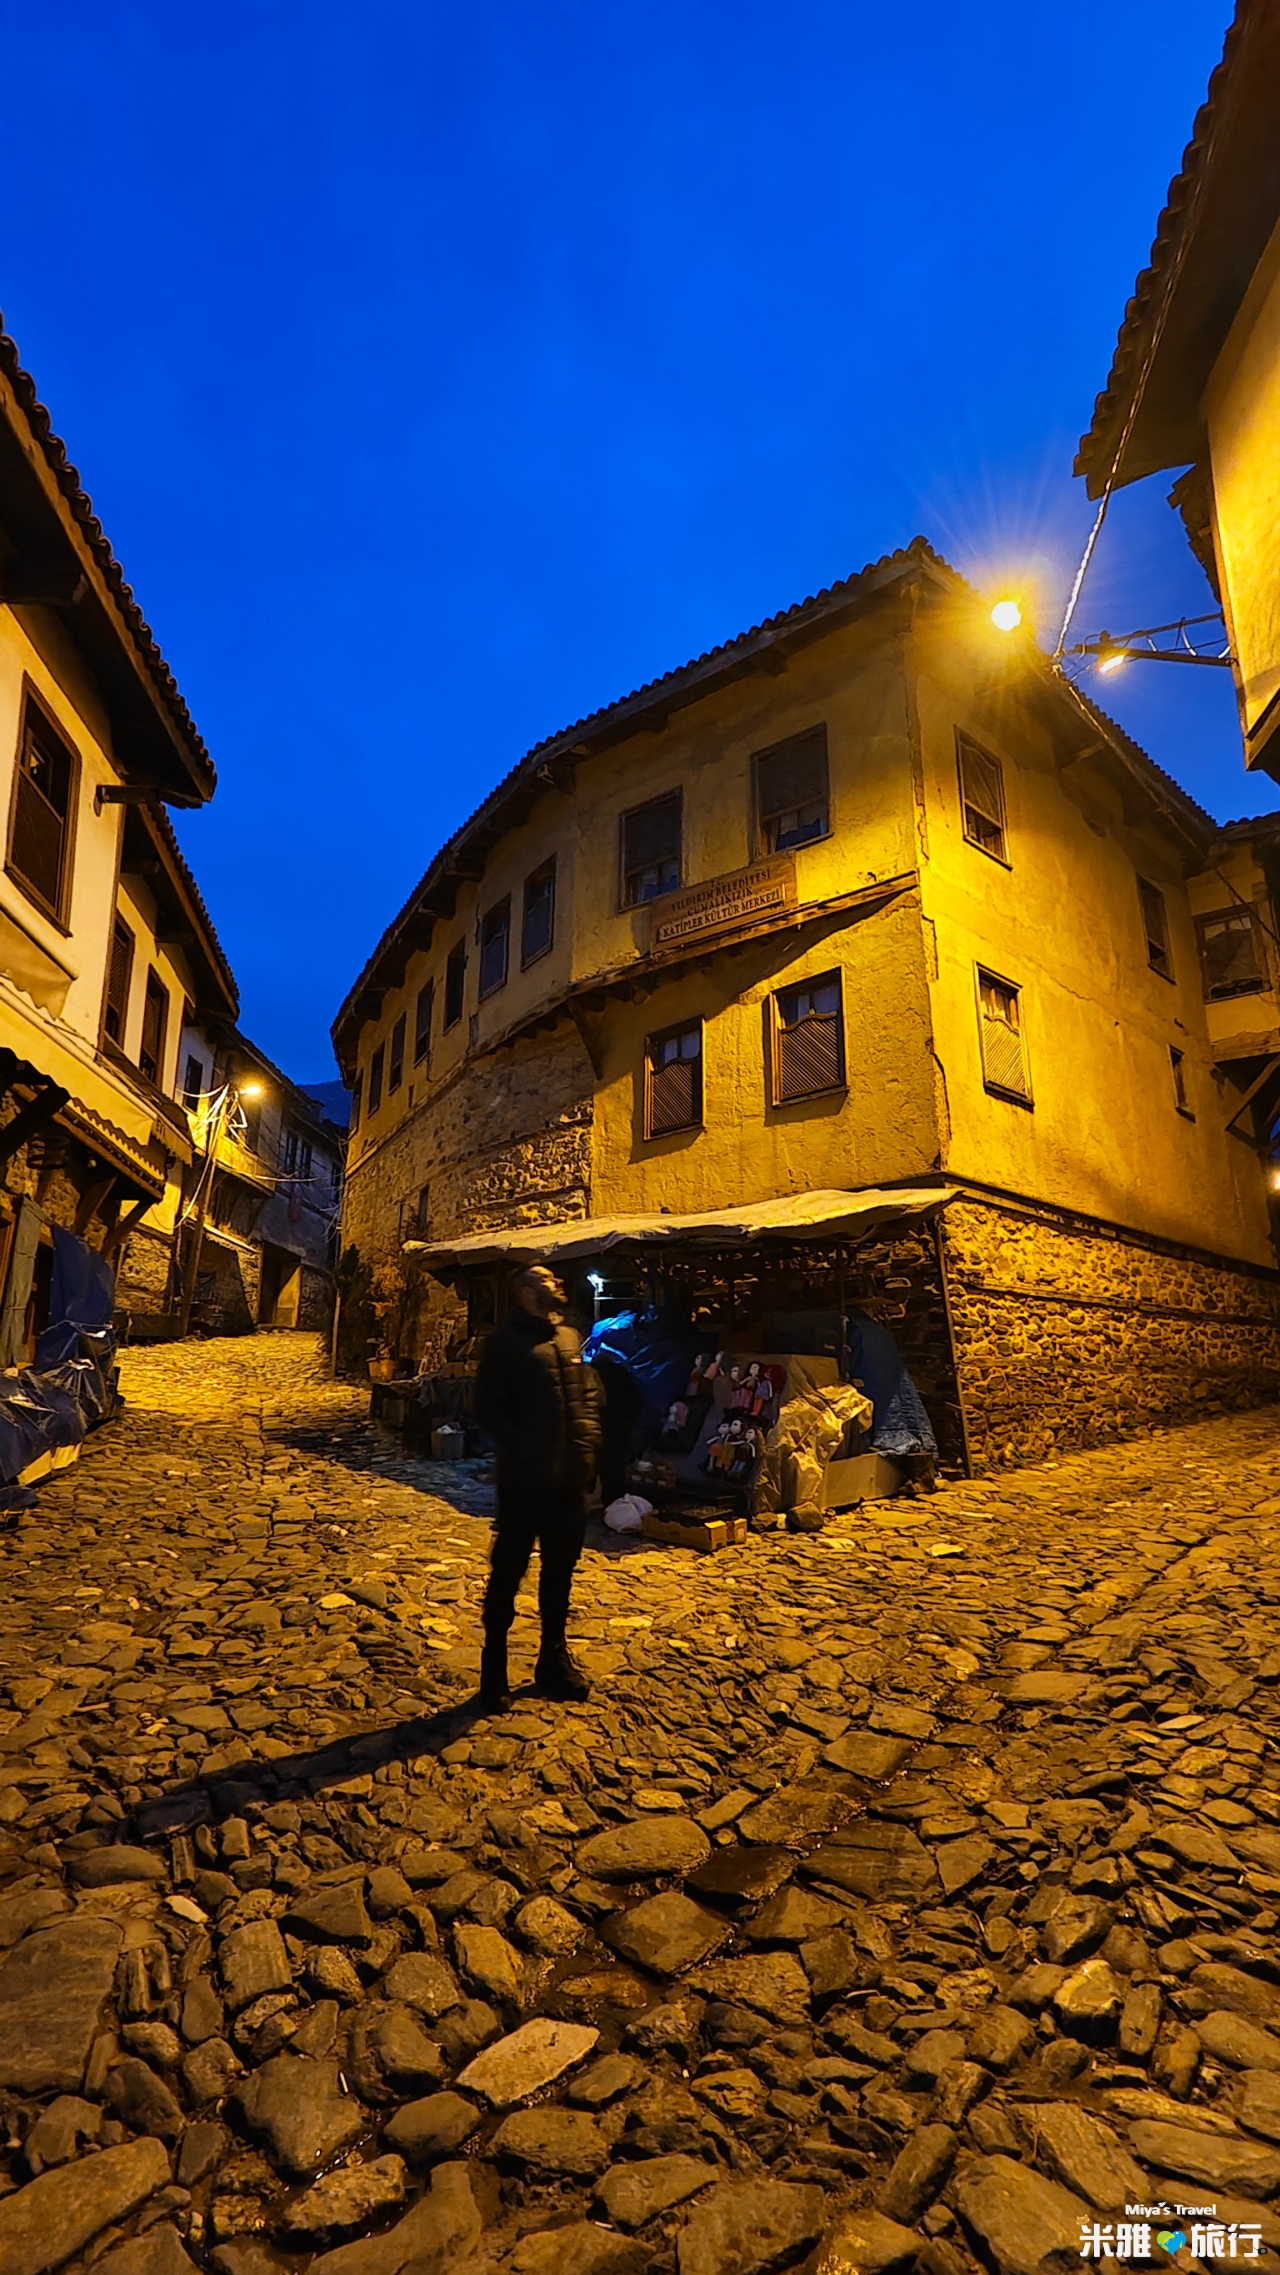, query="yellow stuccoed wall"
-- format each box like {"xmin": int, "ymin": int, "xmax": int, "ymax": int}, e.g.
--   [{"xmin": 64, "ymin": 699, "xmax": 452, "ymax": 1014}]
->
[
  {"xmin": 911, "ymin": 597, "xmax": 1274, "ymax": 1269},
  {"xmin": 1205, "ymin": 213, "xmax": 1280, "ymax": 752}
]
